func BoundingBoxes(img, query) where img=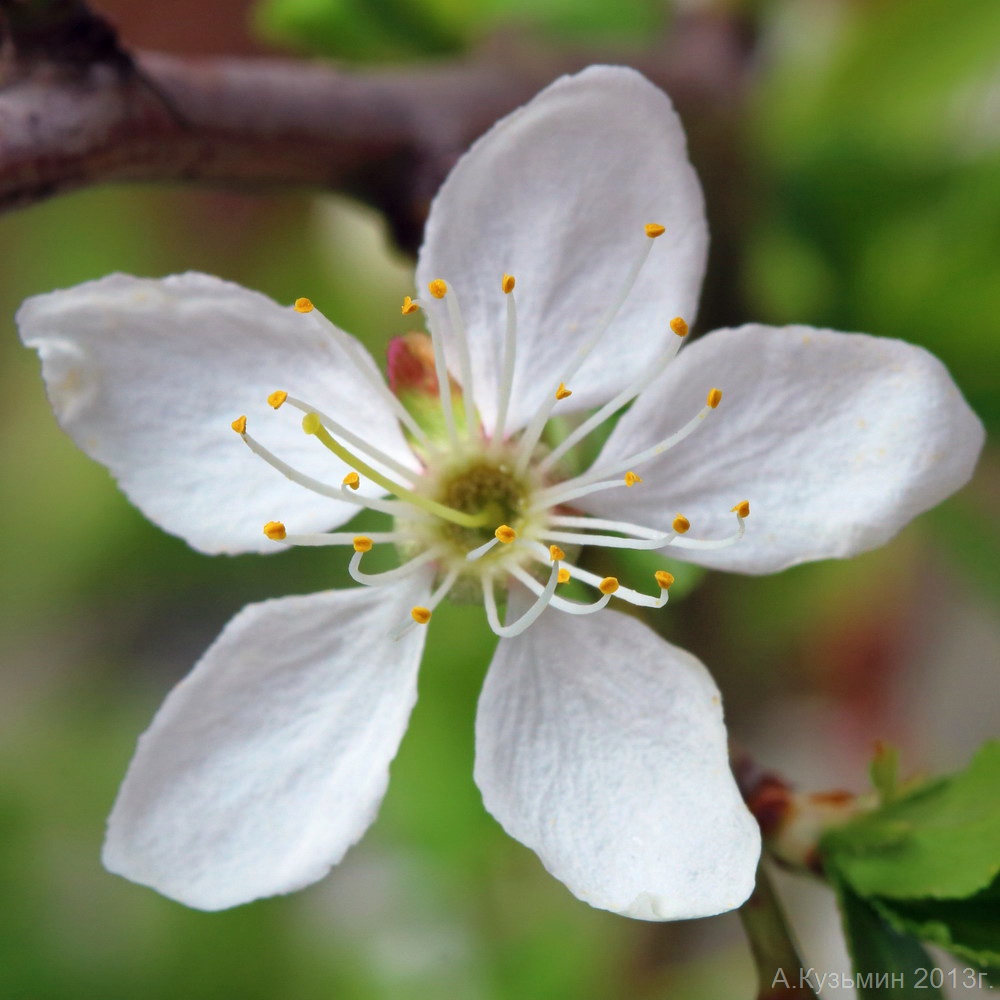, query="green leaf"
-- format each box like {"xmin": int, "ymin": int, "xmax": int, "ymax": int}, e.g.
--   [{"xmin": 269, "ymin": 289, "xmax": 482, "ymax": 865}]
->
[
  {"xmin": 750, "ymin": 0, "xmax": 1000, "ymax": 439},
  {"xmin": 822, "ymin": 742, "xmax": 1000, "ymax": 900},
  {"xmin": 870, "ymin": 873, "xmax": 1000, "ymax": 967},
  {"xmin": 835, "ymin": 879, "xmax": 944, "ymax": 999},
  {"xmin": 253, "ymin": 0, "xmax": 466, "ymax": 61},
  {"xmin": 252, "ymin": 0, "xmax": 663, "ymax": 61}
]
